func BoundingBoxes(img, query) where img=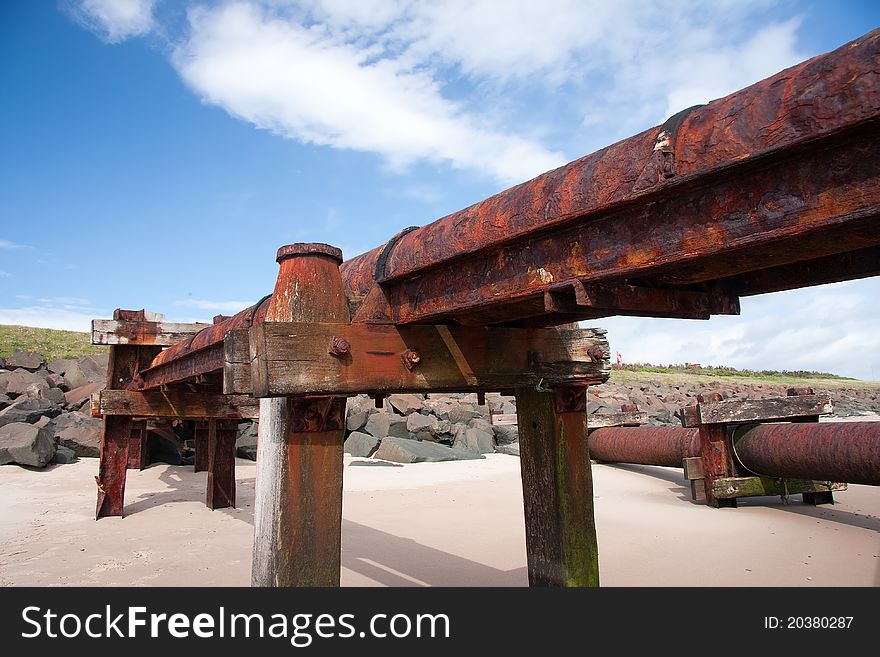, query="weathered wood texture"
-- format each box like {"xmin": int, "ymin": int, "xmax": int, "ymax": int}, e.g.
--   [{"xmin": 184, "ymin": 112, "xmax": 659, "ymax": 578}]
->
[
  {"xmin": 126, "ymin": 420, "xmax": 149, "ymax": 470},
  {"xmin": 226, "ymin": 323, "xmax": 610, "ymax": 397},
  {"xmin": 96, "ymin": 310, "xmax": 162, "ymax": 519},
  {"xmin": 586, "ymin": 411, "xmax": 649, "ymax": 429},
  {"xmin": 207, "ymin": 419, "xmax": 237, "ymax": 509},
  {"xmin": 98, "ymin": 389, "xmax": 258, "ymax": 420},
  {"xmin": 252, "ymin": 245, "xmax": 348, "ymax": 588},
  {"xmin": 490, "ymin": 413, "xmax": 518, "ymax": 426},
  {"xmin": 712, "ymin": 477, "xmax": 846, "ymax": 499},
  {"xmin": 91, "ymin": 319, "xmax": 210, "ymax": 346},
  {"xmin": 698, "ymin": 423, "xmax": 737, "ymax": 509},
  {"xmin": 516, "ymin": 386, "xmax": 599, "ymax": 587},
  {"xmin": 683, "ymin": 395, "xmax": 832, "ymax": 427},
  {"xmin": 193, "ymin": 422, "xmax": 209, "ymax": 473}
]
